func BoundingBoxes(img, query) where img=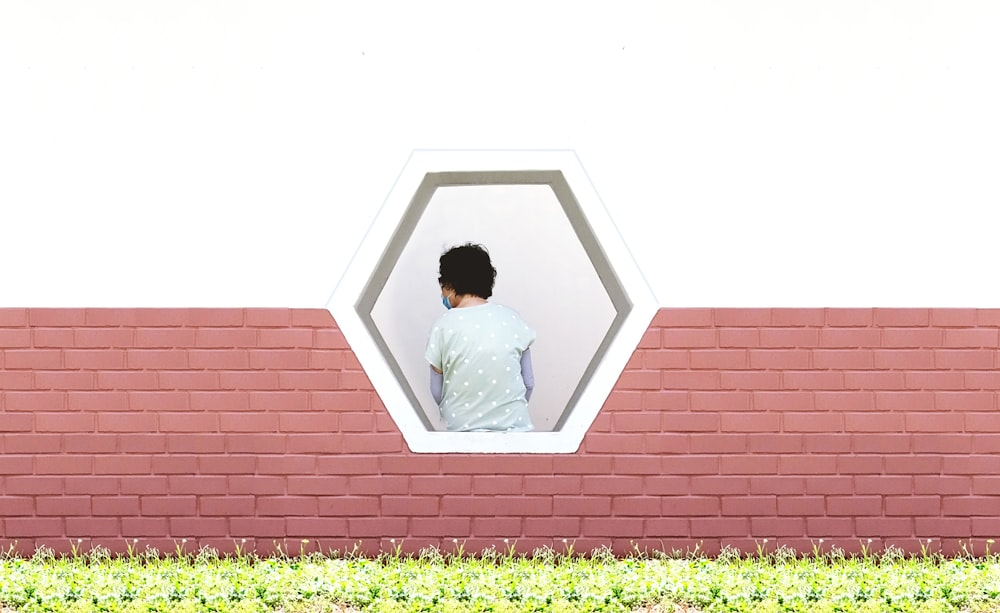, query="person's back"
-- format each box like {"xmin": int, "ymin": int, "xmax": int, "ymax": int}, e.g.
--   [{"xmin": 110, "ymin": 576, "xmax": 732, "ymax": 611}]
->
[
  {"xmin": 427, "ymin": 301, "xmax": 534, "ymax": 431},
  {"xmin": 424, "ymin": 243, "xmax": 536, "ymax": 432}
]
